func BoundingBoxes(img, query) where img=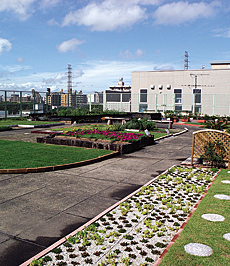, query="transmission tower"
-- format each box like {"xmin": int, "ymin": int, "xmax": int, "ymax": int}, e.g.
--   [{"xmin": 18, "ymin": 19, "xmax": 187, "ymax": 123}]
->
[
  {"xmin": 184, "ymin": 51, "xmax": 189, "ymax": 70},
  {"xmin": 67, "ymin": 64, "xmax": 72, "ymax": 94}
]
